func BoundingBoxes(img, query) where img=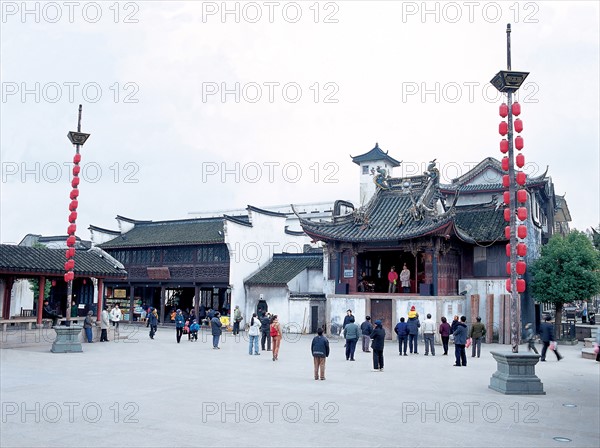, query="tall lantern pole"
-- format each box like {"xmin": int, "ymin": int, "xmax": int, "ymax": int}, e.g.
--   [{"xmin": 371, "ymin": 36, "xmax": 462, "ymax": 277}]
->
[
  {"xmin": 64, "ymin": 105, "xmax": 90, "ymax": 325},
  {"xmin": 491, "ymin": 24, "xmax": 529, "ymax": 353}
]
